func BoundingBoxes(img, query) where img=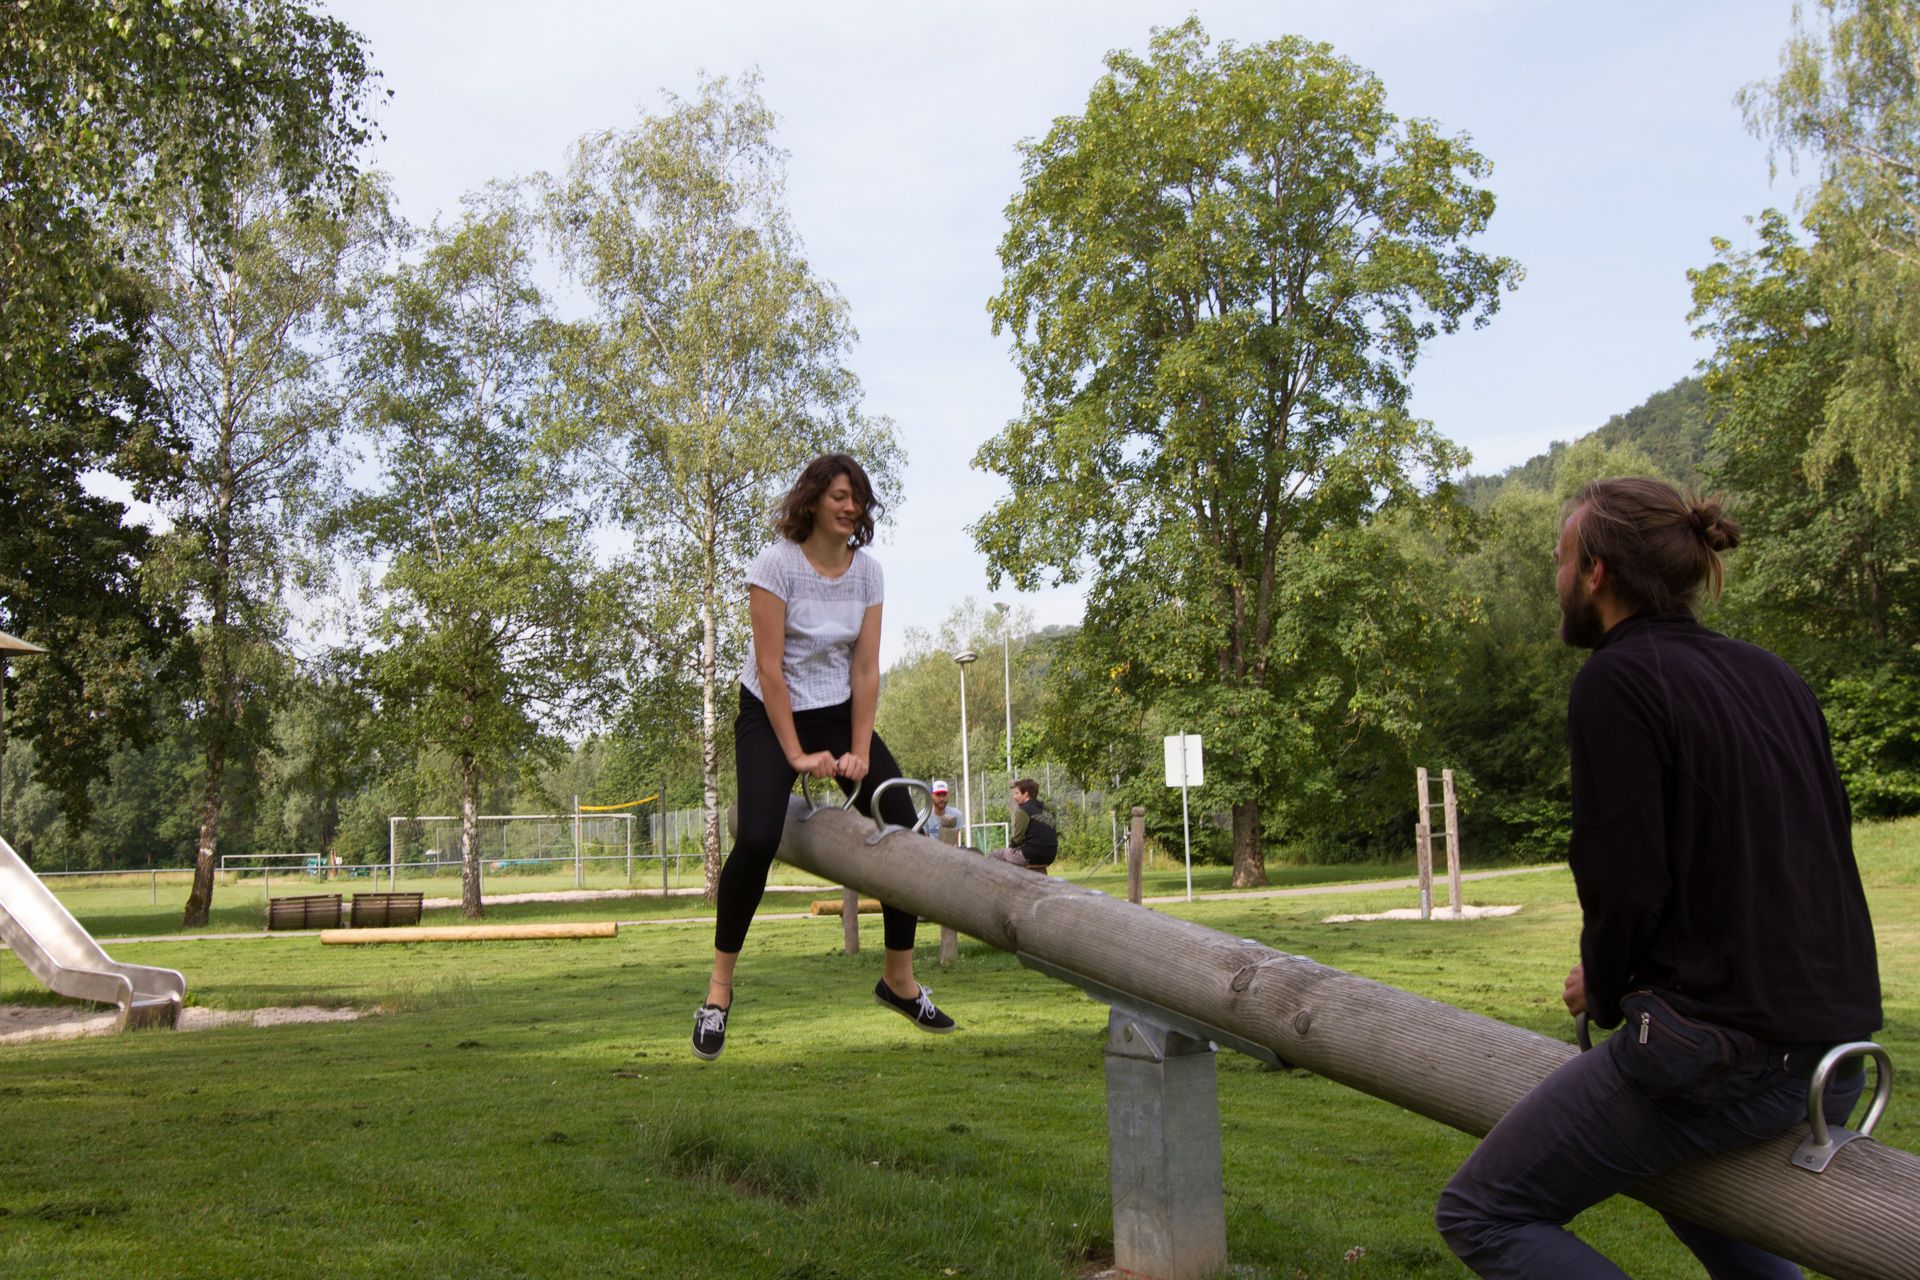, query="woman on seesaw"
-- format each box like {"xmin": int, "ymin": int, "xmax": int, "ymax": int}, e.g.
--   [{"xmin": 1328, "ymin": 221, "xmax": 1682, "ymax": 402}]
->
[{"xmin": 692, "ymin": 453, "xmax": 956, "ymax": 1061}]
